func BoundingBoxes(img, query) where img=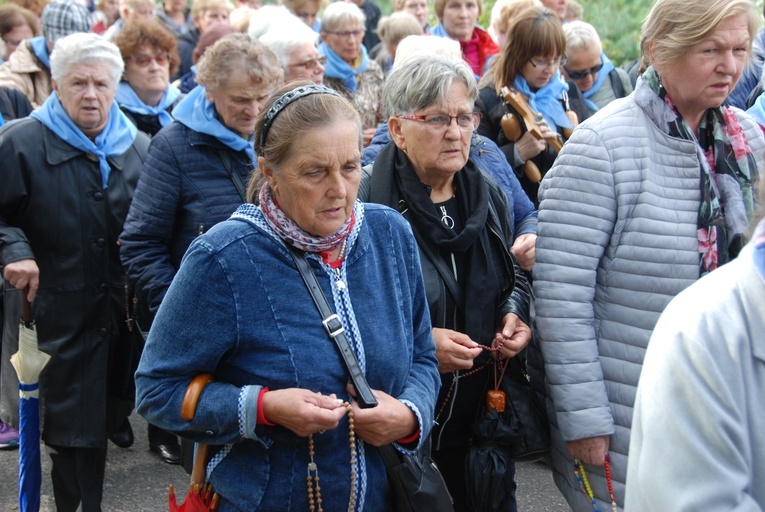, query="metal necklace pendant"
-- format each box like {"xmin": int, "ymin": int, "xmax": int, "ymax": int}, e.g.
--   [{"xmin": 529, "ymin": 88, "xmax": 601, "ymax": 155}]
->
[
  {"xmin": 334, "ymin": 269, "xmax": 346, "ymax": 291},
  {"xmin": 333, "ymin": 239, "xmax": 348, "ymax": 291},
  {"xmin": 440, "ymin": 205, "xmax": 455, "ymax": 229}
]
